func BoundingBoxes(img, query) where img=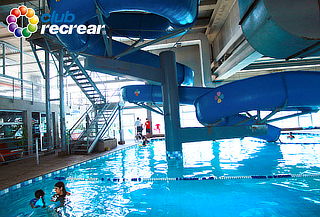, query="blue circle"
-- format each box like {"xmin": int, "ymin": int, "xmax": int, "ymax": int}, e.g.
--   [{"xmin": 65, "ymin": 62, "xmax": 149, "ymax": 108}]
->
[{"xmin": 14, "ymin": 28, "xmax": 23, "ymax": 37}]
